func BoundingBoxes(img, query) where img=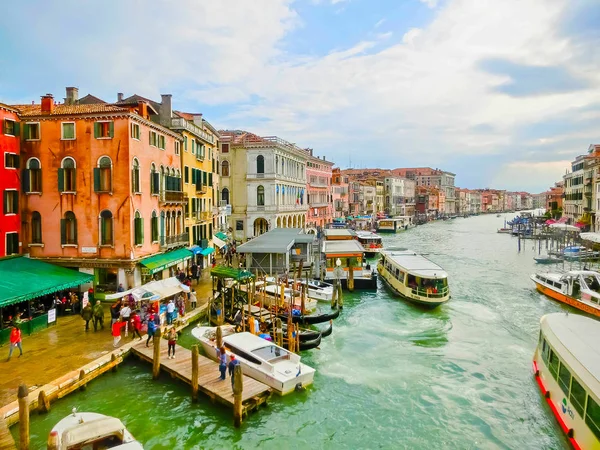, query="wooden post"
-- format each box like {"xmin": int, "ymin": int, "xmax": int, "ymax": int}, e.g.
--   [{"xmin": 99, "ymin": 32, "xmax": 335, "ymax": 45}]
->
[
  {"xmin": 280, "ymin": 283, "xmax": 285, "ymax": 308},
  {"xmin": 275, "ymin": 318, "xmax": 283, "ymax": 347},
  {"xmin": 348, "ymin": 260, "xmax": 355, "ymax": 291},
  {"xmin": 191, "ymin": 345, "xmax": 199, "ymax": 402},
  {"xmin": 152, "ymin": 328, "xmax": 162, "ymax": 379},
  {"xmin": 248, "ymin": 316, "xmax": 256, "ymax": 335},
  {"xmin": 295, "ymin": 323, "xmax": 300, "ymax": 353},
  {"xmin": 331, "ymin": 280, "xmax": 337, "ymax": 309},
  {"xmin": 79, "ymin": 369, "xmax": 87, "ymax": 391},
  {"xmin": 233, "ymin": 364, "xmax": 244, "ymax": 427},
  {"xmin": 37, "ymin": 390, "xmax": 50, "ymax": 414},
  {"xmin": 216, "ymin": 326, "xmax": 223, "ymax": 350},
  {"xmin": 337, "ymin": 283, "xmax": 344, "ymax": 309},
  {"xmin": 300, "ymin": 286, "xmax": 306, "ymax": 316},
  {"xmin": 18, "ymin": 384, "xmax": 29, "ymax": 450},
  {"xmin": 111, "ymin": 353, "xmax": 118, "ymax": 372},
  {"xmin": 287, "ymin": 312, "xmax": 294, "ymax": 352}
]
